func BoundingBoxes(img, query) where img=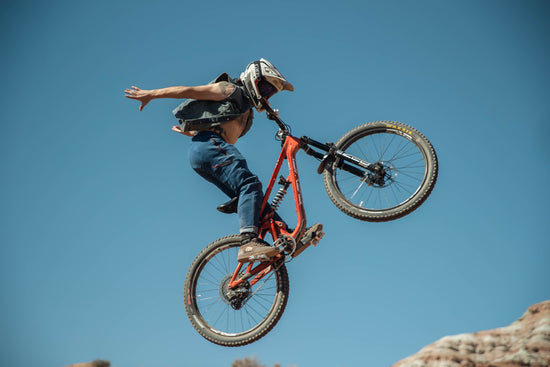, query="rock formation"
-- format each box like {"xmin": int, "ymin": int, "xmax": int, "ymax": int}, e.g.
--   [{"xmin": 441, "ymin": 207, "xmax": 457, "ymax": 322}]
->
[
  {"xmin": 65, "ymin": 360, "xmax": 110, "ymax": 367},
  {"xmin": 392, "ymin": 300, "xmax": 550, "ymax": 367}
]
